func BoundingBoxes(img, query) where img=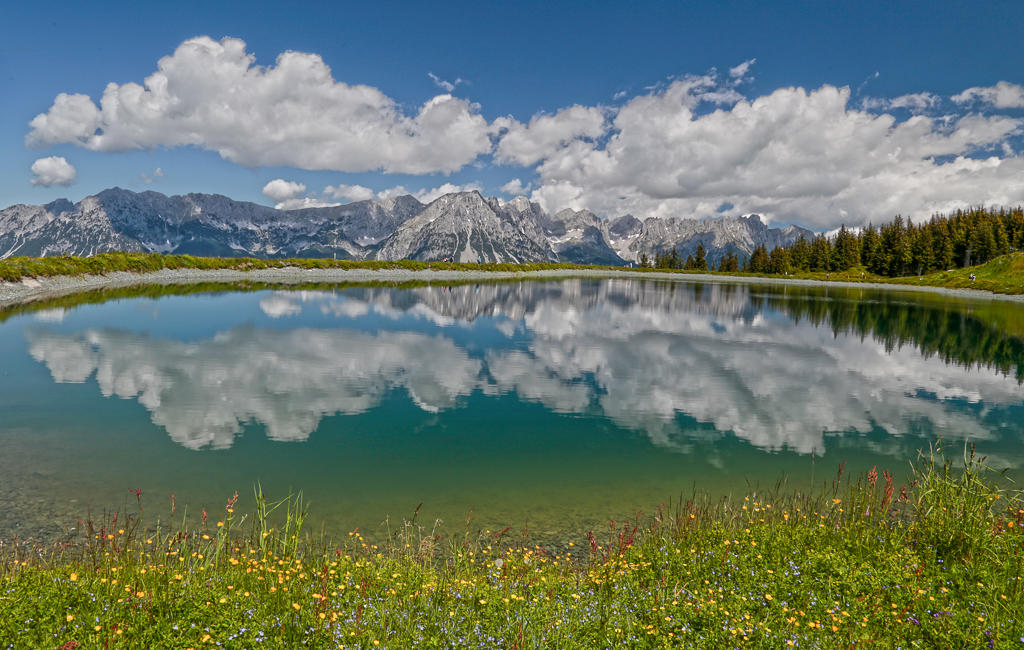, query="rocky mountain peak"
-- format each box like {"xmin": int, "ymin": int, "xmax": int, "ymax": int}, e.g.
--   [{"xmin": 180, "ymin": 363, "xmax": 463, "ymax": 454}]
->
[{"xmin": 0, "ymin": 188, "xmax": 816, "ymax": 265}]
